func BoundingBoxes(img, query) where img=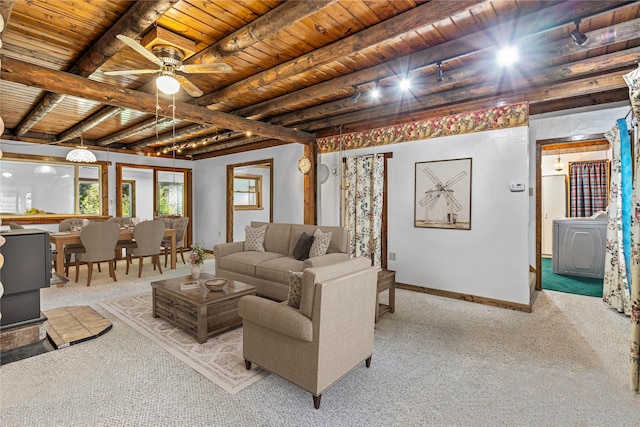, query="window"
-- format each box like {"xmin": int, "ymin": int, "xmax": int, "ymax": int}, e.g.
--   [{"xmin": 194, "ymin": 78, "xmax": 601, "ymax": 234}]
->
[
  {"xmin": 121, "ymin": 180, "xmax": 136, "ymax": 217},
  {"xmin": 234, "ymin": 174, "xmax": 262, "ymax": 210},
  {"xmin": 157, "ymin": 171, "xmax": 184, "ymax": 216},
  {"xmin": 0, "ymin": 155, "xmax": 106, "ymax": 216}
]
